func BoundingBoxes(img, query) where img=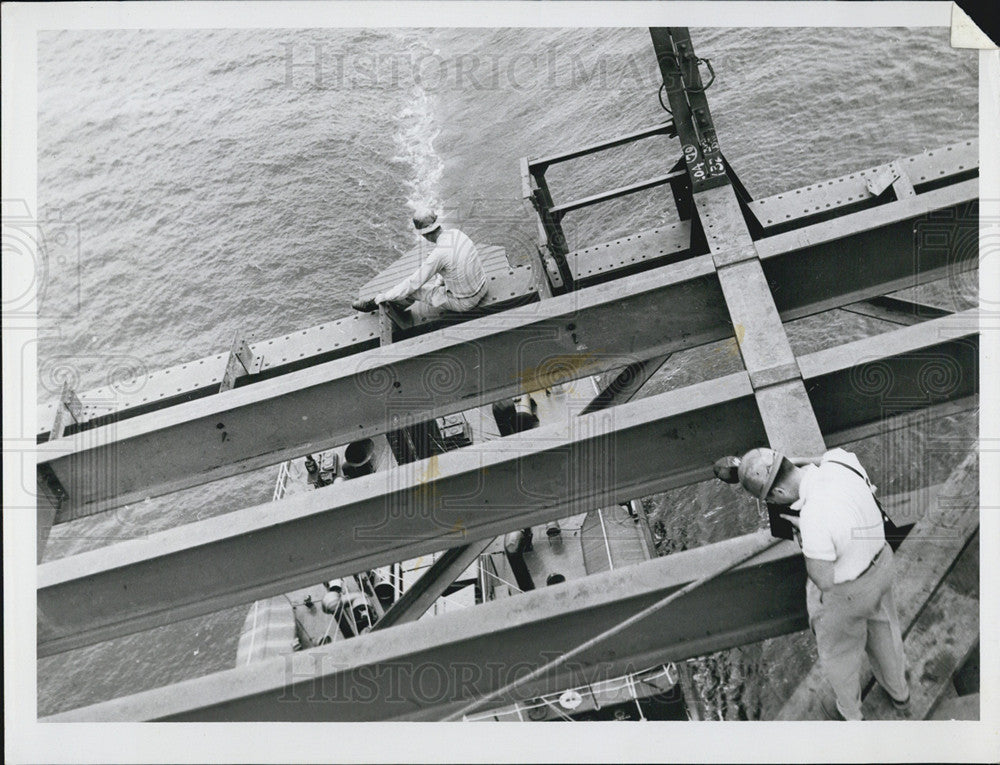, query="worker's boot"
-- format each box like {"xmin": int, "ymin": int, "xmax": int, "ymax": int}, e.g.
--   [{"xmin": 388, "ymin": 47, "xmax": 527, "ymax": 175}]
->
[{"xmin": 351, "ymin": 298, "xmax": 379, "ymax": 313}]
